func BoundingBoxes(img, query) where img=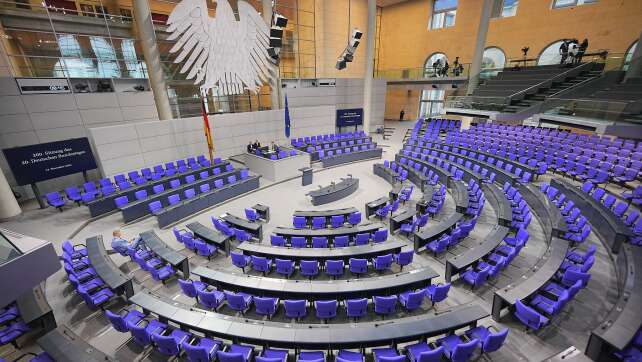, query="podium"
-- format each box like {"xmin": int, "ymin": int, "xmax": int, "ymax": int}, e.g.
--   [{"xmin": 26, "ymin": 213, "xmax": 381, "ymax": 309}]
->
[{"xmin": 299, "ymin": 167, "xmax": 313, "ymax": 186}]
